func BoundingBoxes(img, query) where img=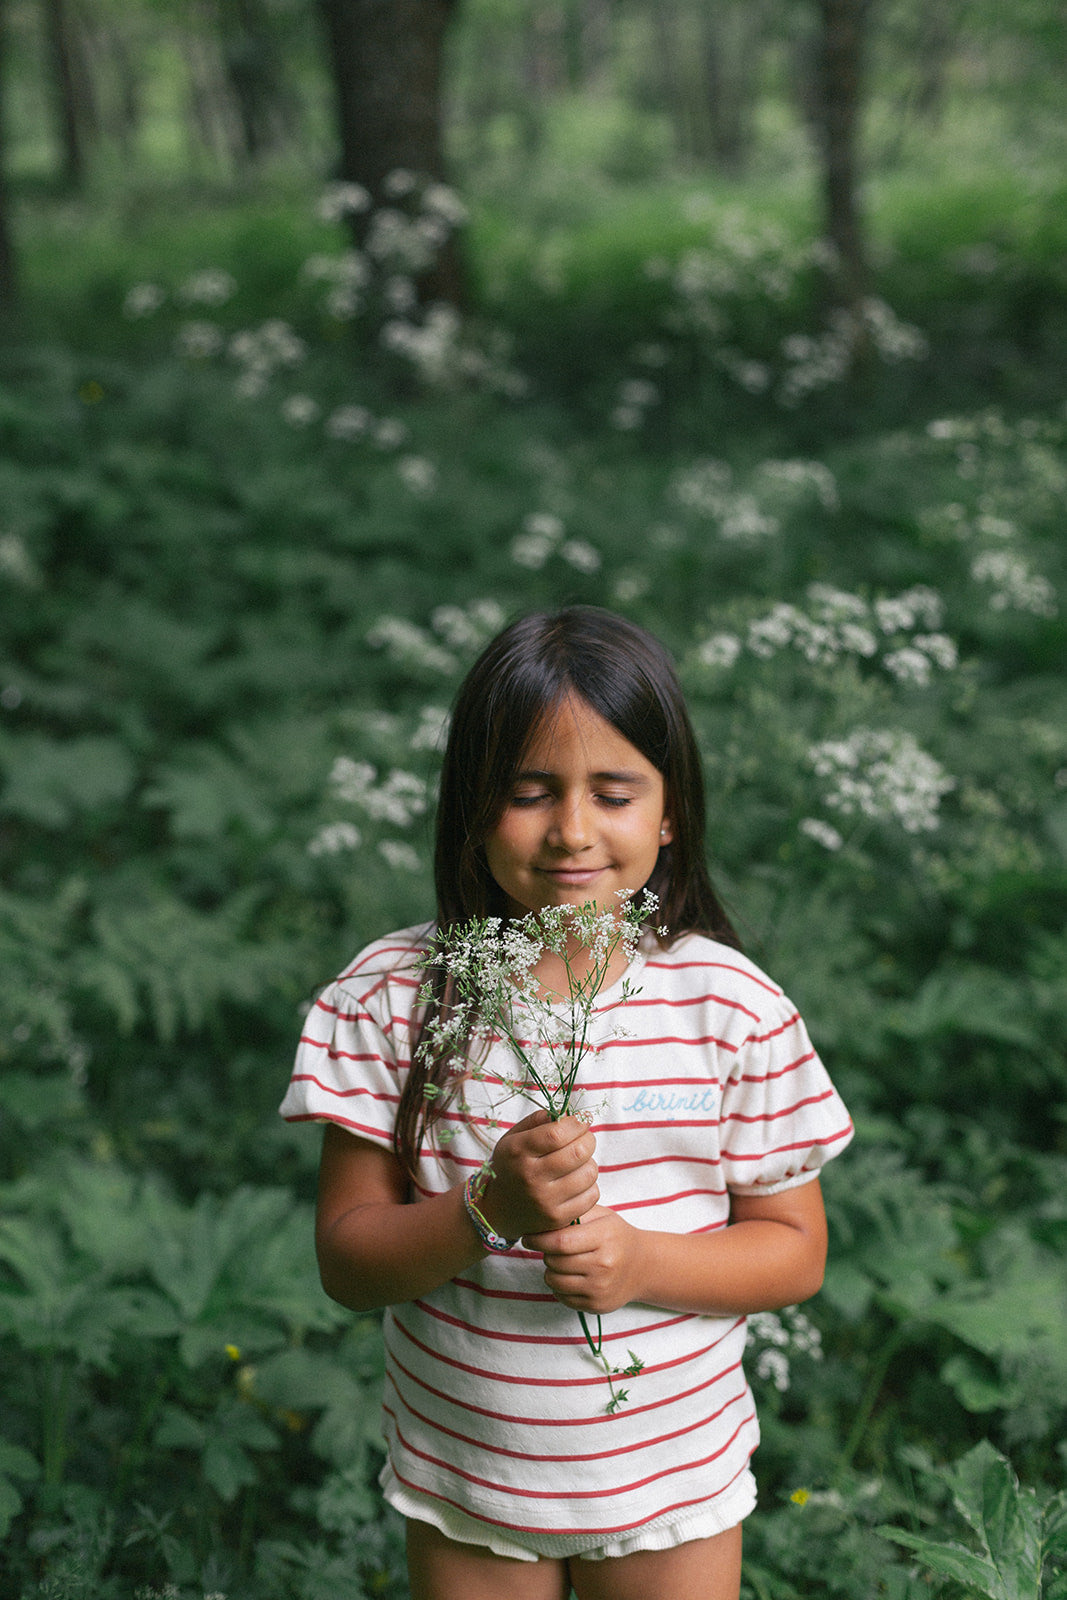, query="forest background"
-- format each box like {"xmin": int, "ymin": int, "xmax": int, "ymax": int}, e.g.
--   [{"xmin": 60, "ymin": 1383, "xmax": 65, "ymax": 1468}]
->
[{"xmin": 1, "ymin": 1, "xmax": 1066, "ymax": 1596}]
